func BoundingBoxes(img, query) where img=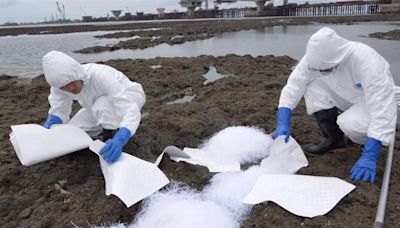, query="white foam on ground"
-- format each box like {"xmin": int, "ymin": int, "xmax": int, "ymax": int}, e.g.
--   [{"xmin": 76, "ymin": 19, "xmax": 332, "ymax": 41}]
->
[
  {"xmin": 129, "ymin": 183, "xmax": 240, "ymax": 228},
  {"xmin": 96, "ymin": 126, "xmax": 272, "ymax": 228},
  {"xmin": 203, "ymin": 166, "xmax": 268, "ymax": 222},
  {"xmin": 127, "ymin": 167, "xmax": 269, "ymax": 228},
  {"xmin": 199, "ymin": 126, "xmax": 272, "ymax": 165}
]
